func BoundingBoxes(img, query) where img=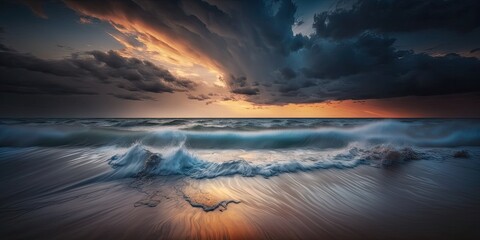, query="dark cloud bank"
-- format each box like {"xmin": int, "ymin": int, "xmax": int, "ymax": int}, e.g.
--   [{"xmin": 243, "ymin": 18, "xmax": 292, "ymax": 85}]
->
[
  {"xmin": 0, "ymin": 46, "xmax": 195, "ymax": 100},
  {"xmin": 313, "ymin": 0, "xmax": 480, "ymax": 39},
  {"xmin": 64, "ymin": 0, "xmax": 480, "ymax": 105},
  {"xmin": 2, "ymin": 0, "xmax": 480, "ymax": 111}
]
